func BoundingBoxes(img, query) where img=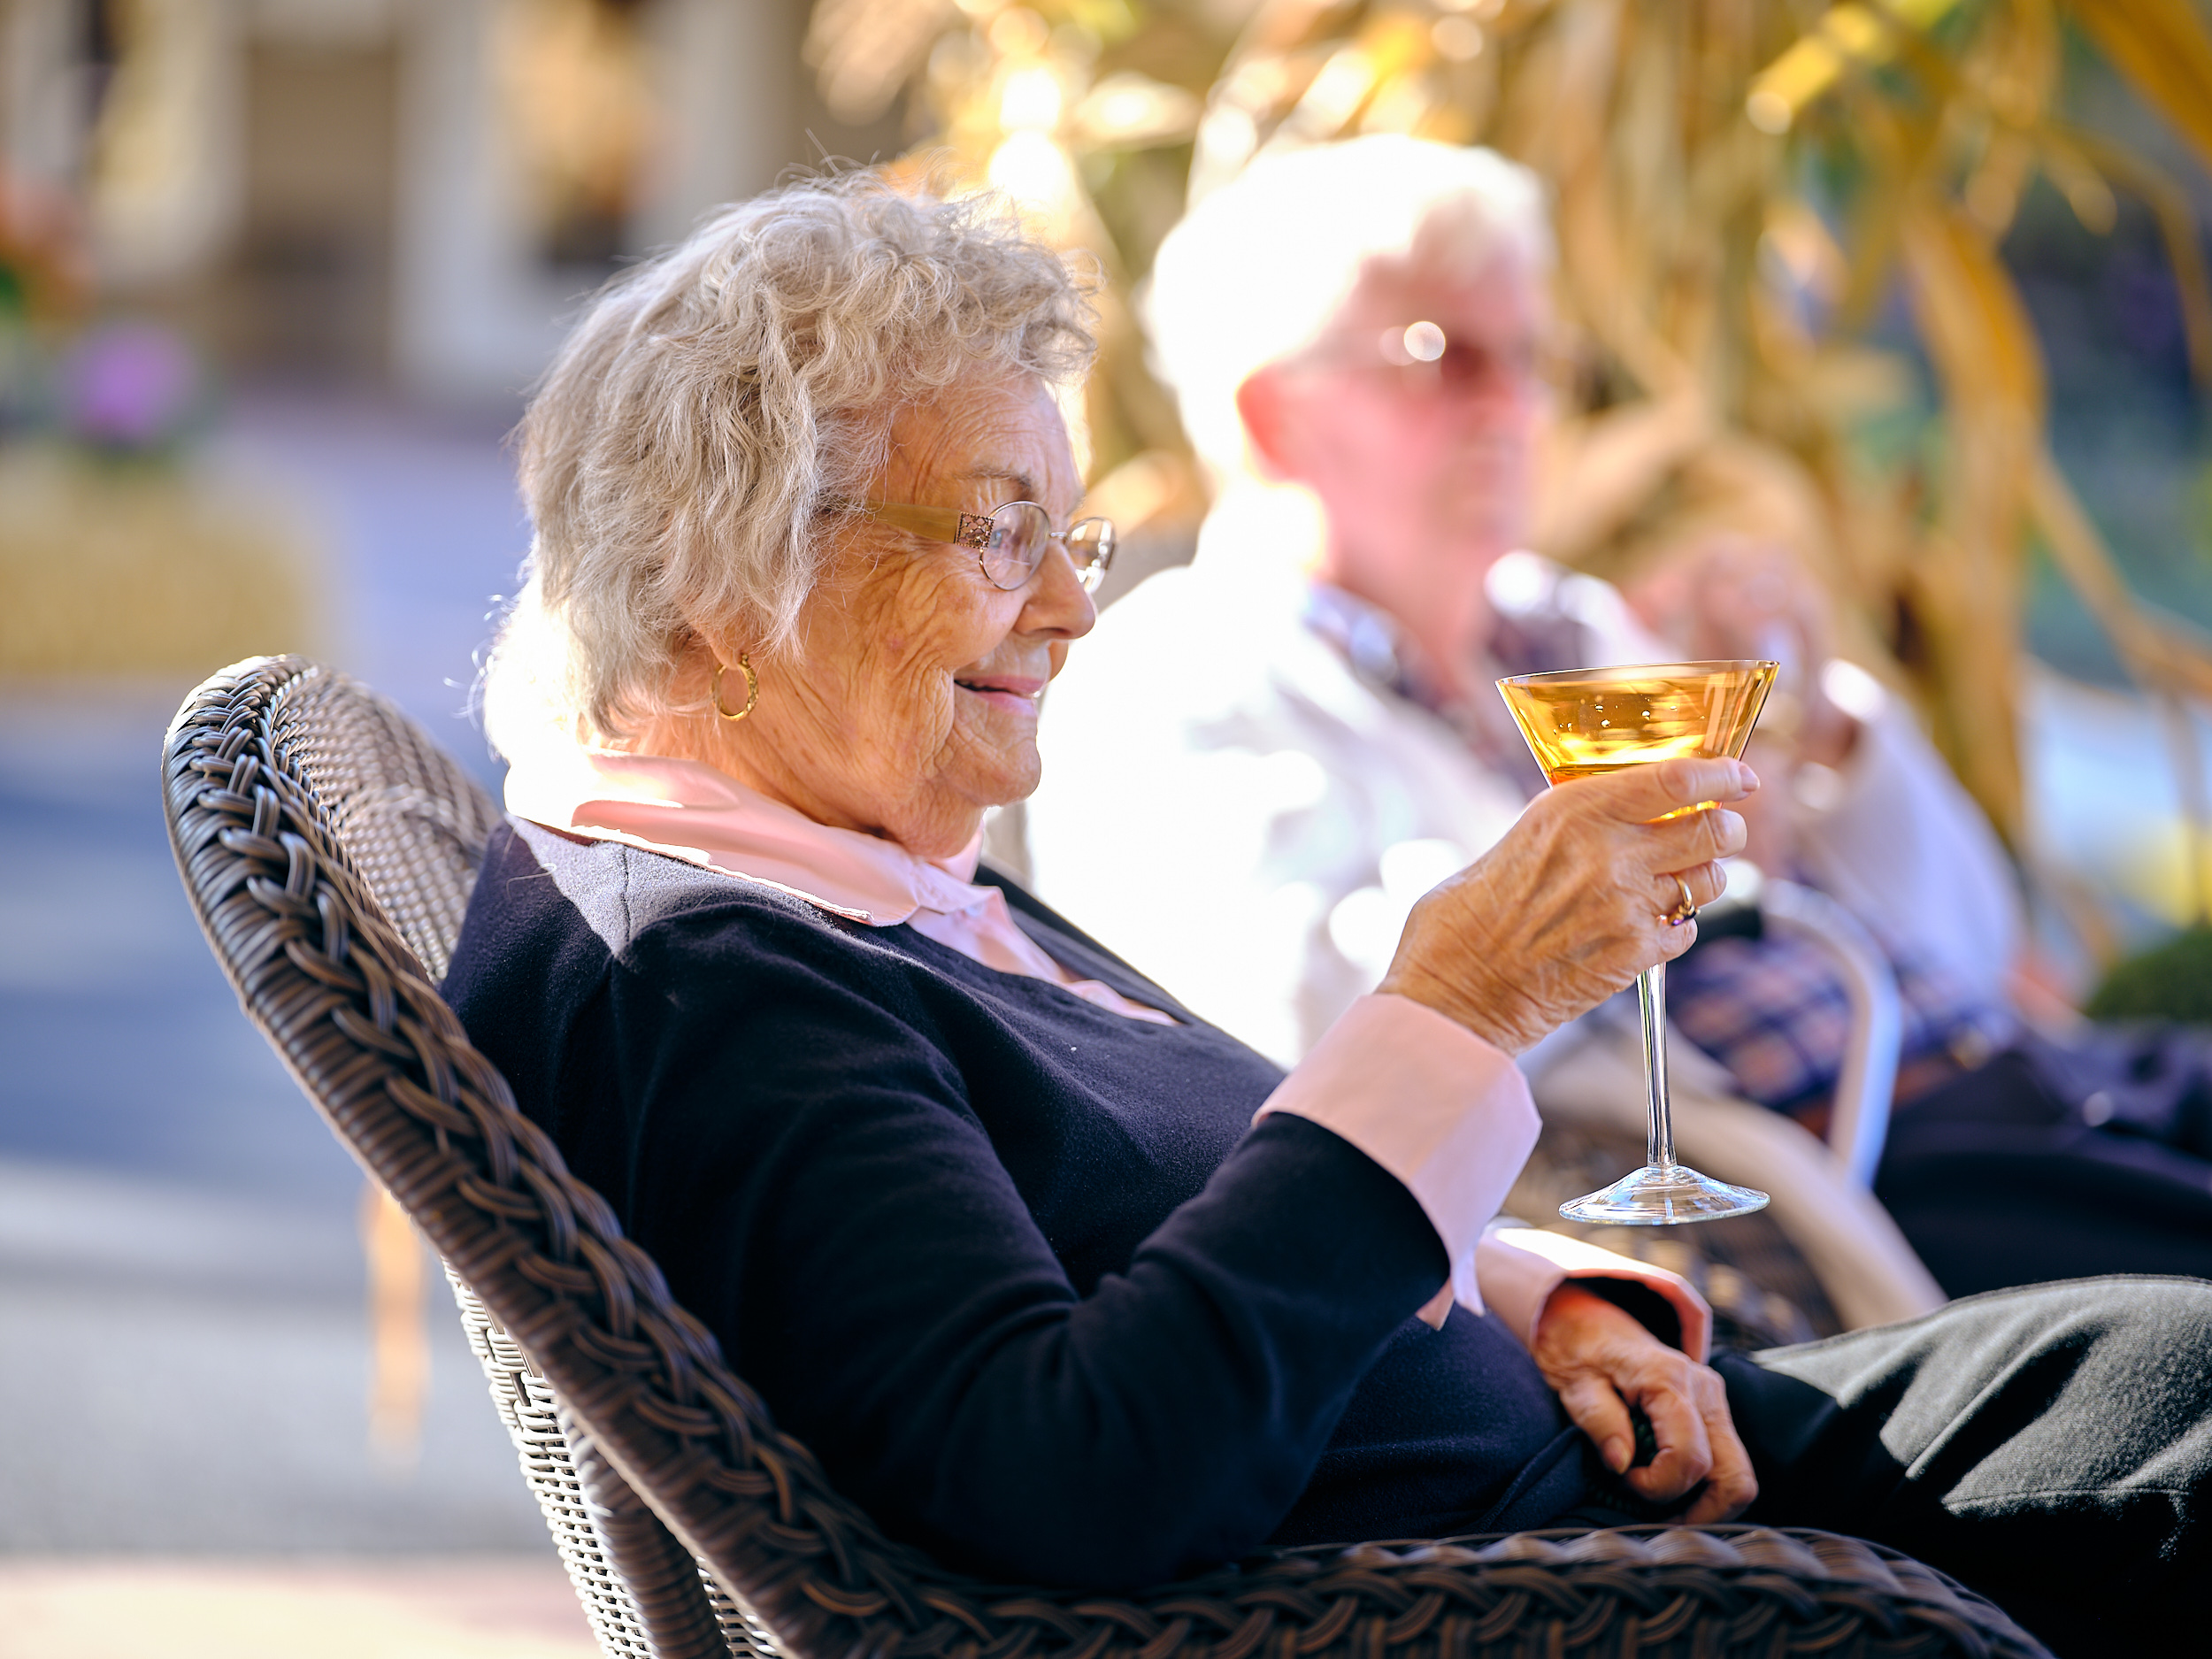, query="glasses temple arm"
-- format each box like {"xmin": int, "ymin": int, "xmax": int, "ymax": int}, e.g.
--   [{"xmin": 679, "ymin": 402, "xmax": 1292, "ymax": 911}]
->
[{"xmin": 859, "ymin": 500, "xmax": 984, "ymax": 547}]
